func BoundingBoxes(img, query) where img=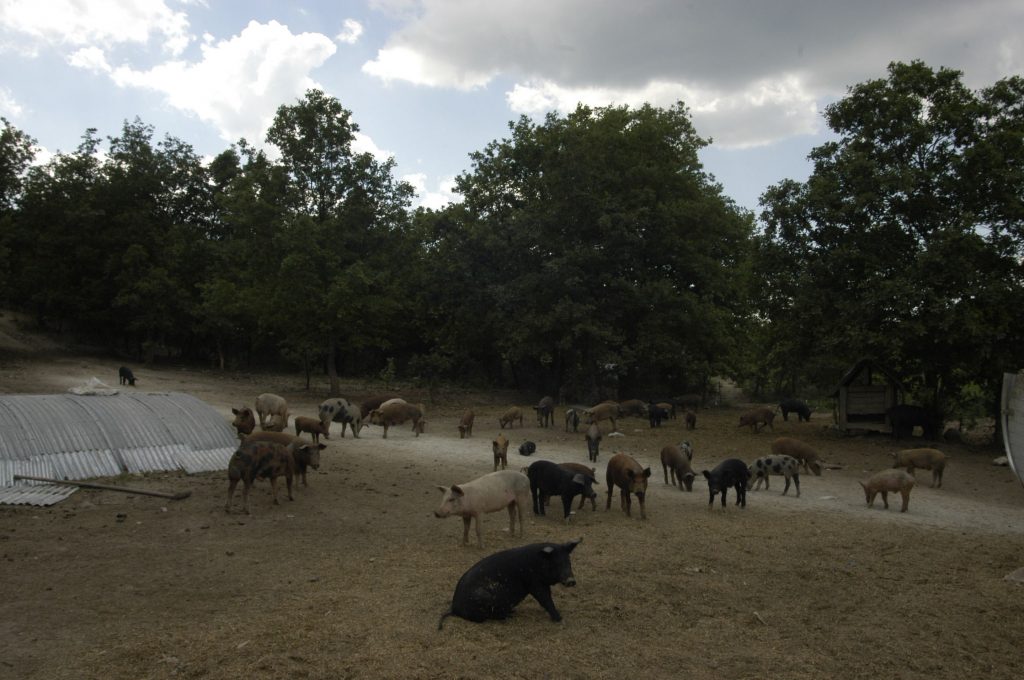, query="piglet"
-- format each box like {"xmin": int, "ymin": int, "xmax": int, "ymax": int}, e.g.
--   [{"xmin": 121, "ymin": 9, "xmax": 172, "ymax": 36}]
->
[
  {"xmin": 860, "ymin": 469, "xmax": 915, "ymax": 512},
  {"xmin": 702, "ymin": 458, "xmax": 750, "ymax": 508},
  {"xmin": 890, "ymin": 448, "xmax": 946, "ymax": 488},
  {"xmin": 438, "ymin": 539, "xmax": 581, "ymax": 629}
]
